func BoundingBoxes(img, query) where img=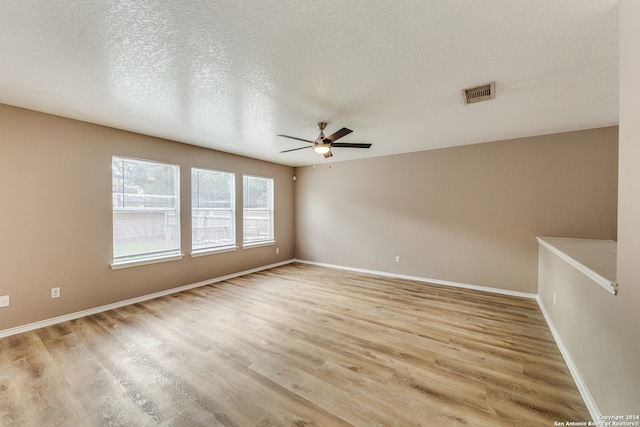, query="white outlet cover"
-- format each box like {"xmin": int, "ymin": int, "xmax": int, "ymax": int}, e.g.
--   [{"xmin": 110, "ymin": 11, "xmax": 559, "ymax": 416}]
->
[{"xmin": 0, "ymin": 295, "xmax": 9, "ymax": 307}]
